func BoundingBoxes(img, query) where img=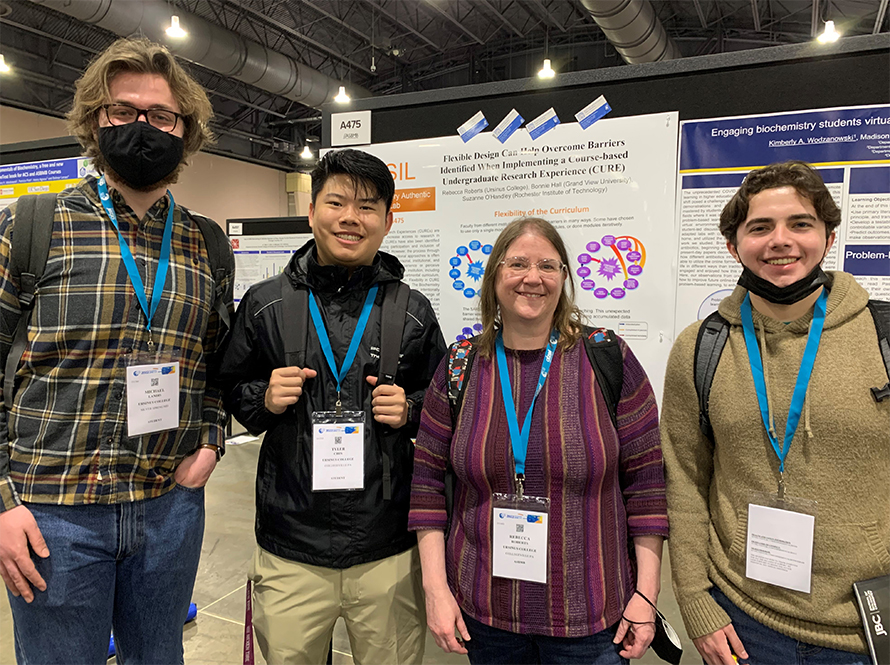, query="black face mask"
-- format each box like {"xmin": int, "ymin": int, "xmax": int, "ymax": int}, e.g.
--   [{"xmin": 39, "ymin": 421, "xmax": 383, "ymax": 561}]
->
[
  {"xmin": 98, "ymin": 122, "xmax": 184, "ymax": 189},
  {"xmin": 737, "ymin": 263, "xmax": 829, "ymax": 305}
]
